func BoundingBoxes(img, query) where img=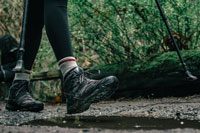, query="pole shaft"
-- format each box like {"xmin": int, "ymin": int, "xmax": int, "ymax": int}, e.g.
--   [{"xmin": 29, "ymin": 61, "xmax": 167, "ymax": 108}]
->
[
  {"xmin": 155, "ymin": 0, "xmax": 188, "ymax": 71},
  {"xmin": 14, "ymin": 0, "xmax": 29, "ymax": 72},
  {"xmin": 19, "ymin": 0, "xmax": 29, "ymax": 50}
]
